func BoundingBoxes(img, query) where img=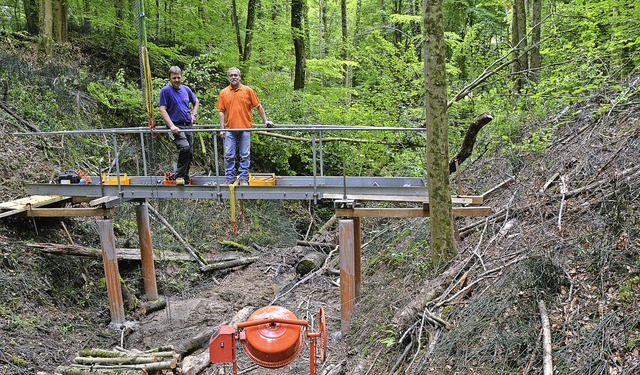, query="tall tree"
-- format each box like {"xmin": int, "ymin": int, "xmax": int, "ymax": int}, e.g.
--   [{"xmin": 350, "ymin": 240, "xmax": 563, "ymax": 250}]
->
[
  {"xmin": 242, "ymin": 0, "xmax": 258, "ymax": 61},
  {"xmin": 231, "ymin": 0, "xmax": 244, "ymax": 59},
  {"xmin": 530, "ymin": 0, "xmax": 542, "ymax": 78},
  {"xmin": 423, "ymin": 0, "xmax": 455, "ymax": 265},
  {"xmin": 24, "ymin": 0, "xmax": 39, "ymax": 35},
  {"xmin": 511, "ymin": 0, "xmax": 528, "ymax": 92},
  {"xmin": 292, "ymin": 0, "xmax": 306, "ymax": 89},
  {"xmin": 53, "ymin": 0, "xmax": 67, "ymax": 42},
  {"xmin": 40, "ymin": 0, "xmax": 53, "ymax": 39}
]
